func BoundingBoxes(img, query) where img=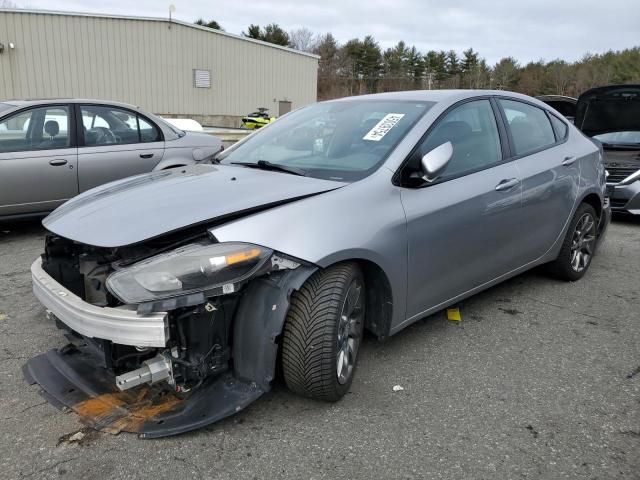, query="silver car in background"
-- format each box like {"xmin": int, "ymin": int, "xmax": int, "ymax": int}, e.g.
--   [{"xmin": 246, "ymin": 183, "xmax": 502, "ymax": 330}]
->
[
  {"xmin": 0, "ymin": 99, "xmax": 222, "ymax": 219},
  {"xmin": 573, "ymin": 85, "xmax": 640, "ymax": 214},
  {"xmin": 24, "ymin": 90, "xmax": 610, "ymax": 437}
]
